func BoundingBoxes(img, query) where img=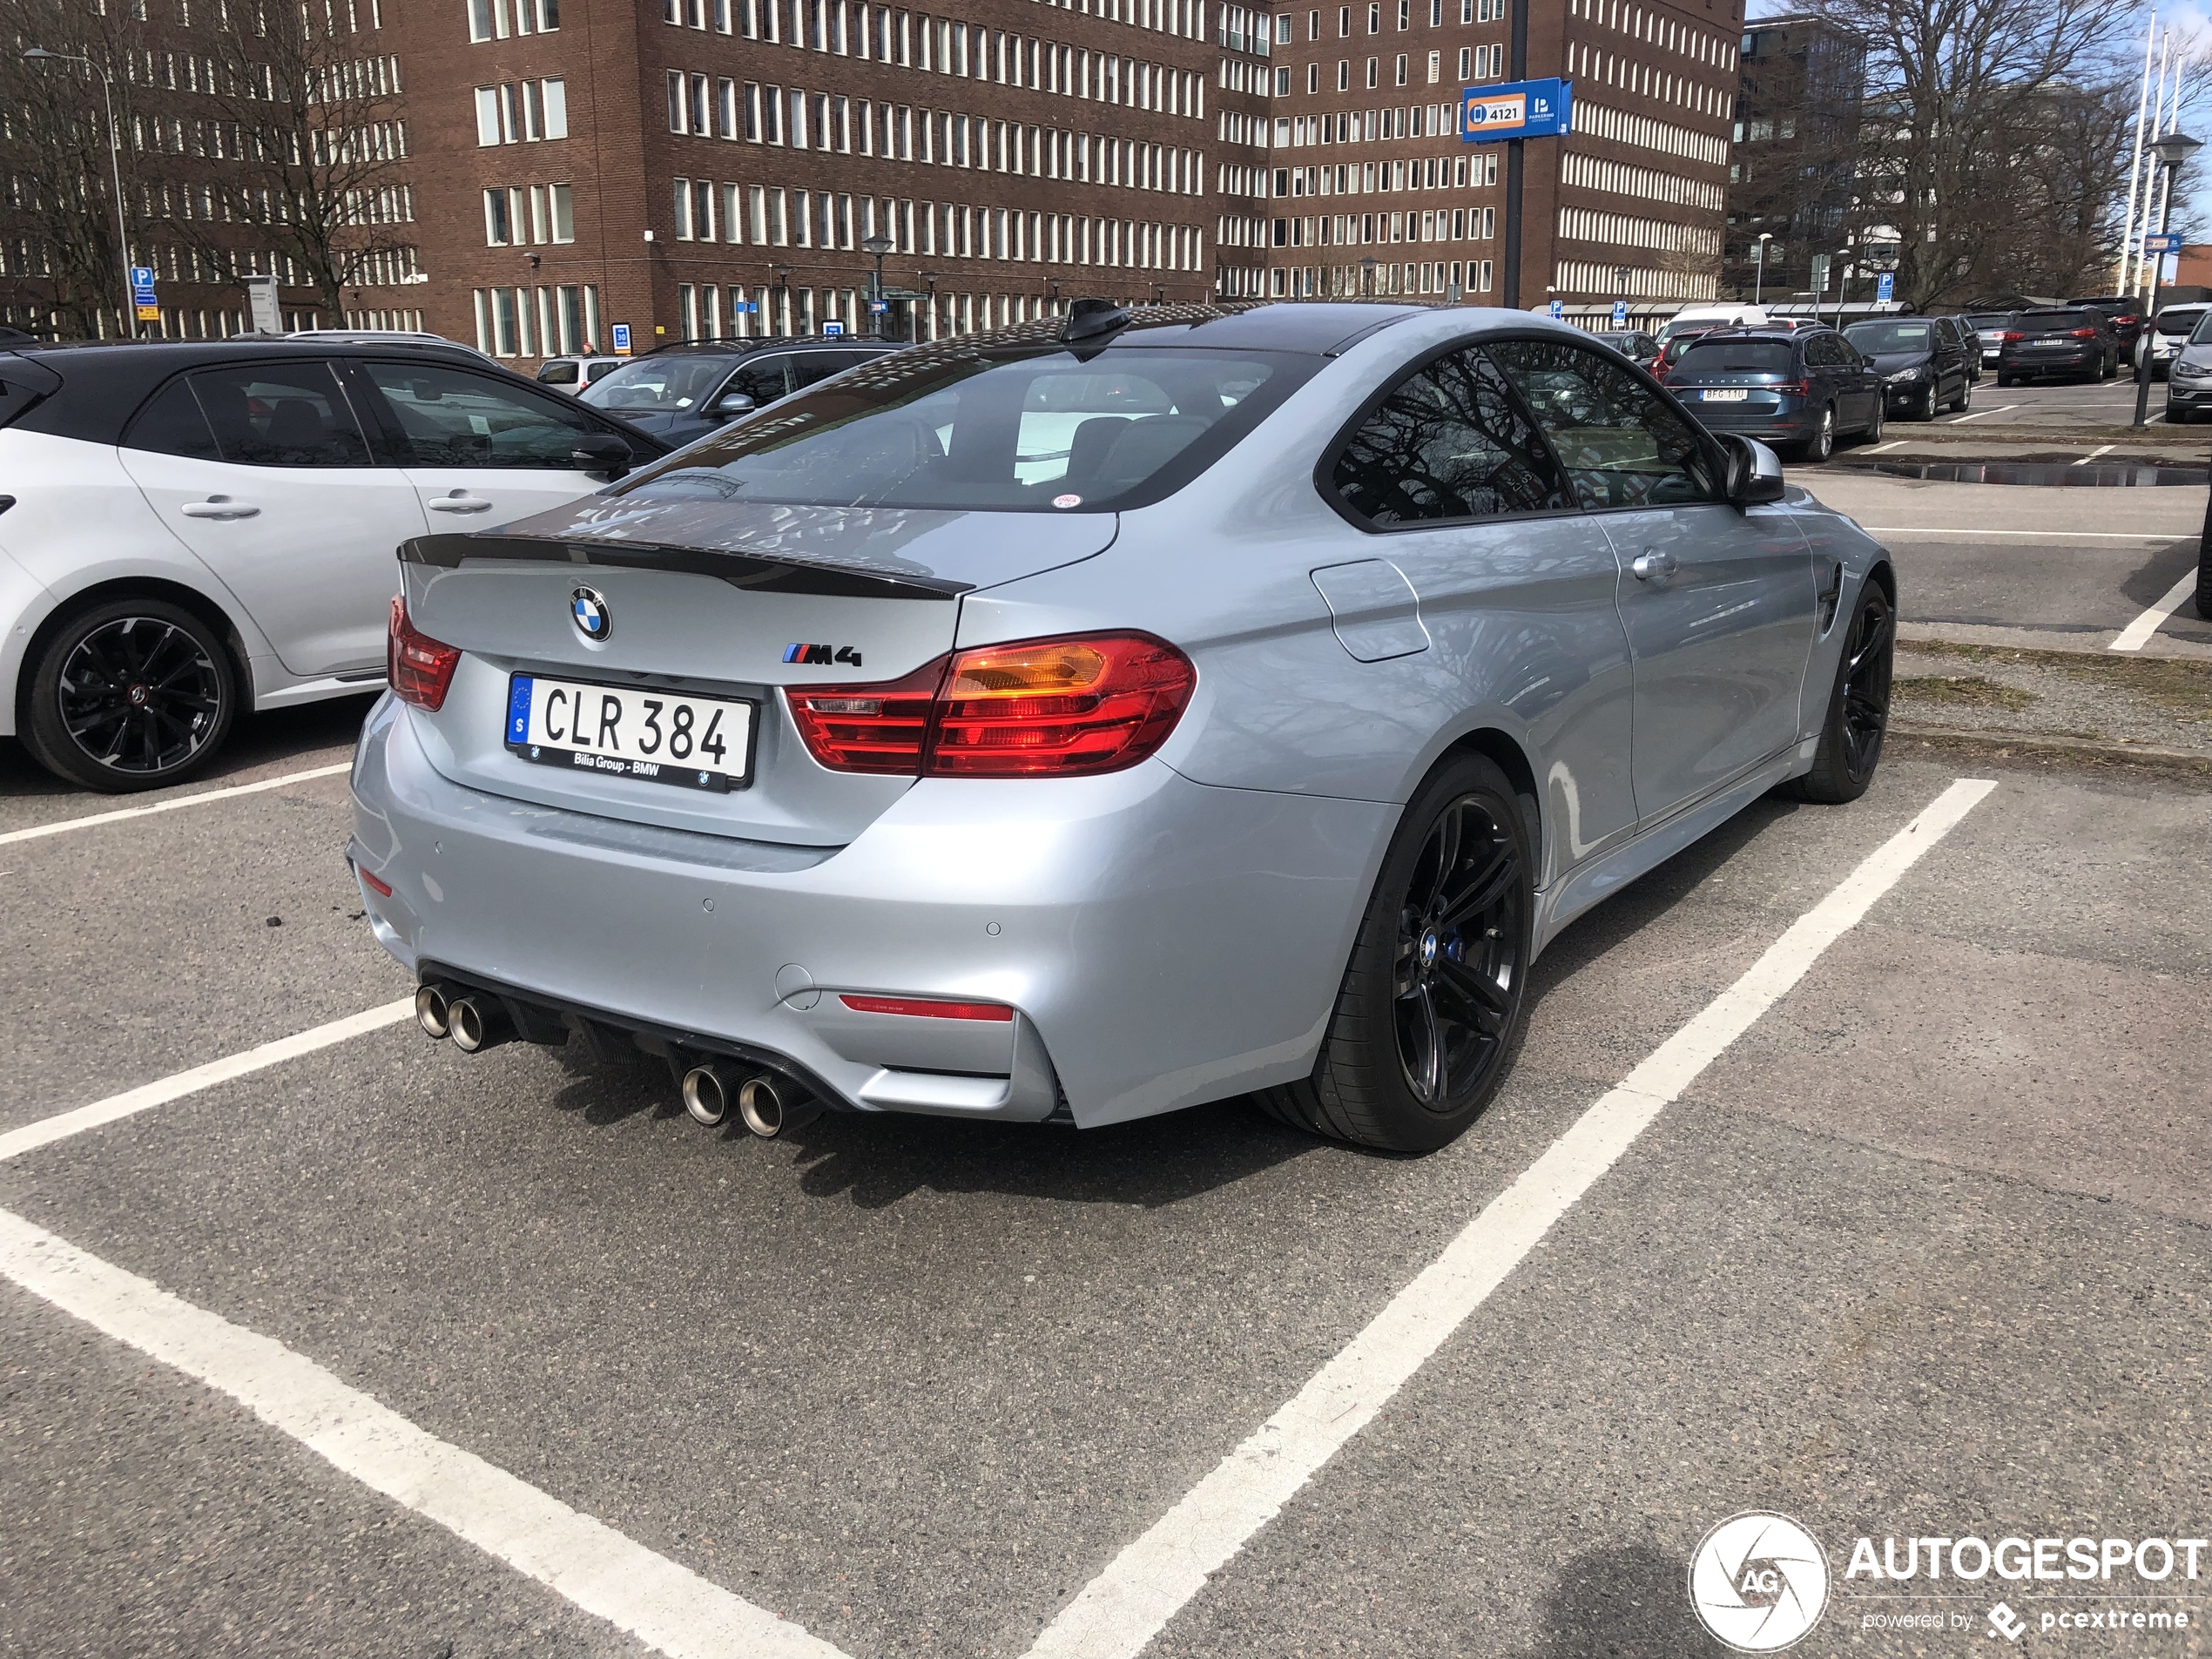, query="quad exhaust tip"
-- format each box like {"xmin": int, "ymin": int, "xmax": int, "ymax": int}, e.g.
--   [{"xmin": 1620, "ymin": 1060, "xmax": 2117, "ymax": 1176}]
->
[
  {"xmin": 680, "ymin": 1062, "xmax": 732, "ymax": 1127},
  {"xmin": 448, "ymin": 995, "xmax": 514, "ymax": 1055},
  {"xmin": 415, "ymin": 983, "xmax": 452, "ymax": 1040}
]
